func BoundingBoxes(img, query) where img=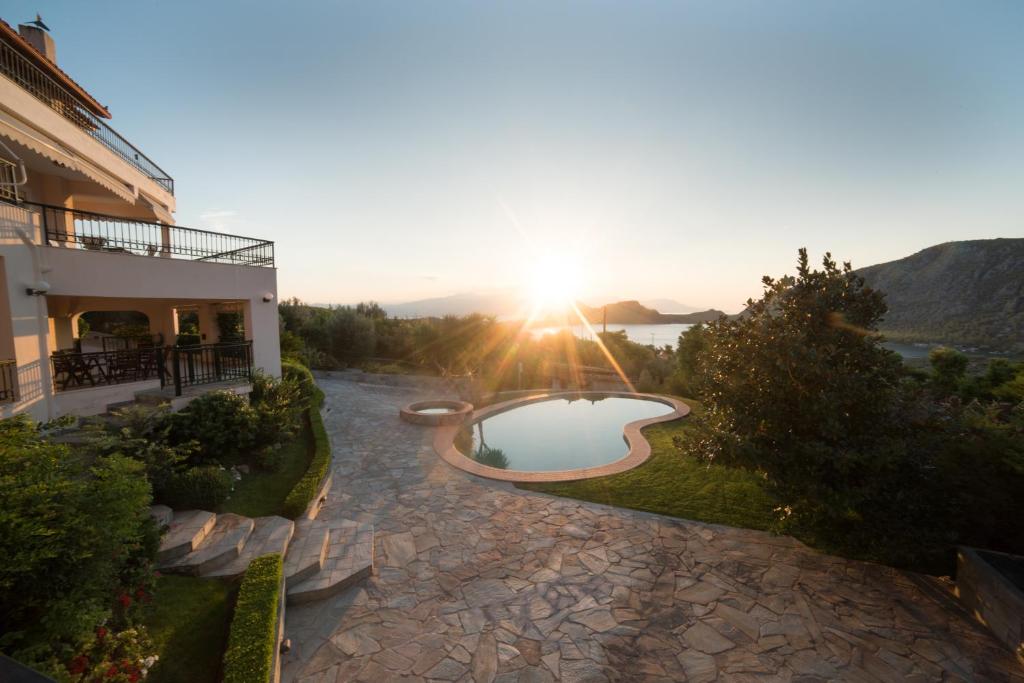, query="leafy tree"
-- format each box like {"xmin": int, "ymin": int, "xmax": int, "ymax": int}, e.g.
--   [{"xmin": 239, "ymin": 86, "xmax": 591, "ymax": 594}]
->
[
  {"xmin": 327, "ymin": 307, "xmax": 377, "ymax": 364},
  {"xmin": 929, "ymin": 346, "xmax": 968, "ymax": 396},
  {"xmin": 680, "ymin": 249, "xmax": 941, "ymax": 564}
]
